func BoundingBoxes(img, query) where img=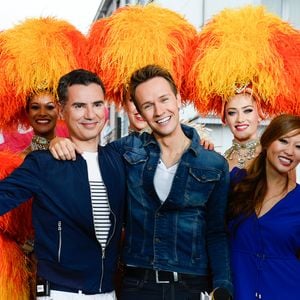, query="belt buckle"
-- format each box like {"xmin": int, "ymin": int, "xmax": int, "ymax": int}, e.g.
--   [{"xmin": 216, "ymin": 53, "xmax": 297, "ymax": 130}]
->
[{"xmin": 155, "ymin": 270, "xmax": 178, "ymax": 284}]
